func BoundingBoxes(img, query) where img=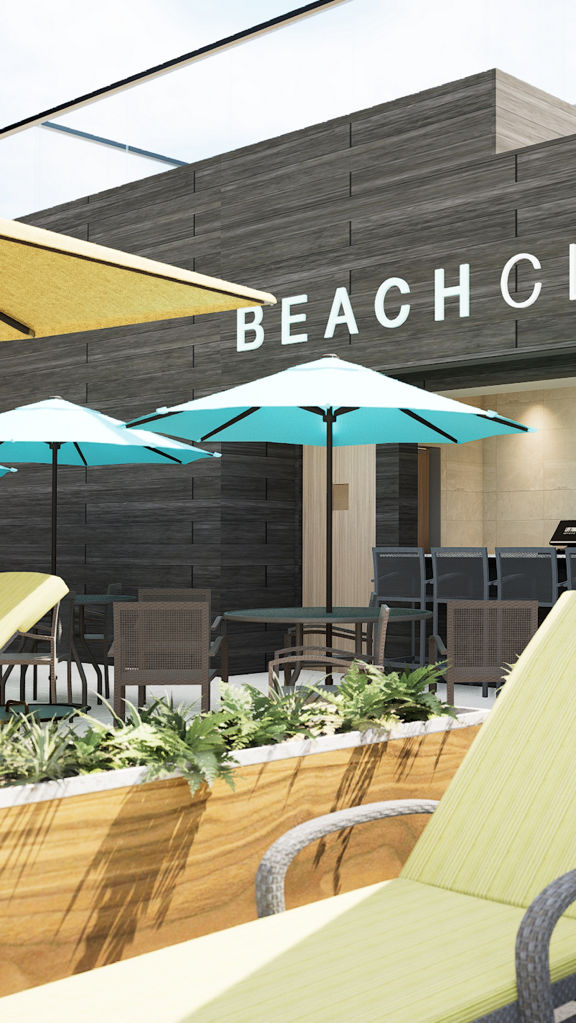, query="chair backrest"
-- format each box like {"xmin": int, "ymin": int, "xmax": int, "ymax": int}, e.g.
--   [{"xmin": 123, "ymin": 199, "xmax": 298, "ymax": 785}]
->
[
  {"xmin": 371, "ymin": 547, "xmax": 426, "ymax": 603},
  {"xmin": 566, "ymin": 549, "xmax": 576, "ymax": 590},
  {"xmin": 402, "ymin": 590, "xmax": 576, "ymax": 916},
  {"xmin": 372, "ymin": 604, "xmax": 390, "ymax": 666},
  {"xmin": 430, "ymin": 547, "xmax": 489, "ymax": 601},
  {"xmin": 55, "ymin": 593, "xmax": 75, "ymax": 658},
  {"xmin": 444, "ymin": 600, "xmax": 538, "ymax": 687},
  {"xmin": 138, "ymin": 588, "xmax": 211, "ymax": 617},
  {"xmin": 114, "ymin": 601, "xmax": 211, "ymax": 684},
  {"xmin": 495, "ymin": 547, "xmax": 558, "ymax": 605}
]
